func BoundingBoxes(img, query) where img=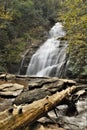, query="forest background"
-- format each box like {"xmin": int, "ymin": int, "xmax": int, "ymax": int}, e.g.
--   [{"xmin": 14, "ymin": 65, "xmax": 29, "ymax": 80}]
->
[{"xmin": 0, "ymin": 0, "xmax": 87, "ymax": 78}]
